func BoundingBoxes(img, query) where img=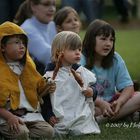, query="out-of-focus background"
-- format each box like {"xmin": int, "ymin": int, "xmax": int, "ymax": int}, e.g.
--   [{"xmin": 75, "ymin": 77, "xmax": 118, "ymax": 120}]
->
[{"xmin": 0, "ymin": 0, "xmax": 140, "ymax": 81}]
